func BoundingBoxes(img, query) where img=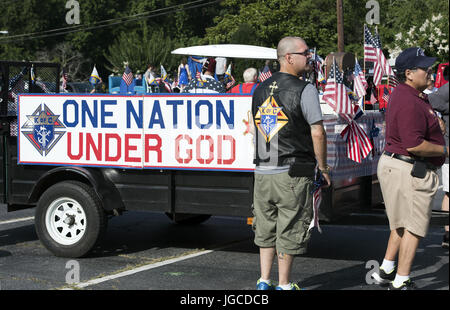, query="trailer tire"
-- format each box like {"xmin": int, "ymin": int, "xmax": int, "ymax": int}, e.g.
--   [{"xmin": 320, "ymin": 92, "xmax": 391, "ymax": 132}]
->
[{"xmin": 35, "ymin": 181, "xmax": 107, "ymax": 258}]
